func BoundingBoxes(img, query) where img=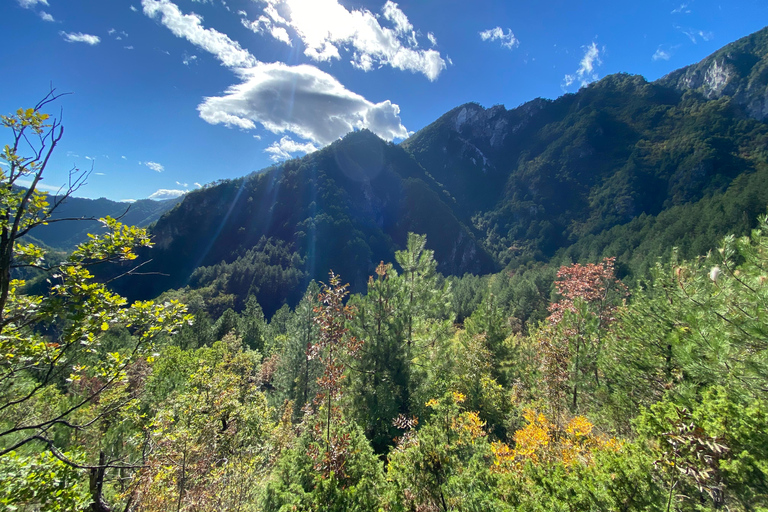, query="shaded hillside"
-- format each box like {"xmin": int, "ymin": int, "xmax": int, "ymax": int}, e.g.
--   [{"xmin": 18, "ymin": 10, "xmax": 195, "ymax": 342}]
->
[{"xmin": 112, "ymin": 130, "xmax": 494, "ymax": 316}]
